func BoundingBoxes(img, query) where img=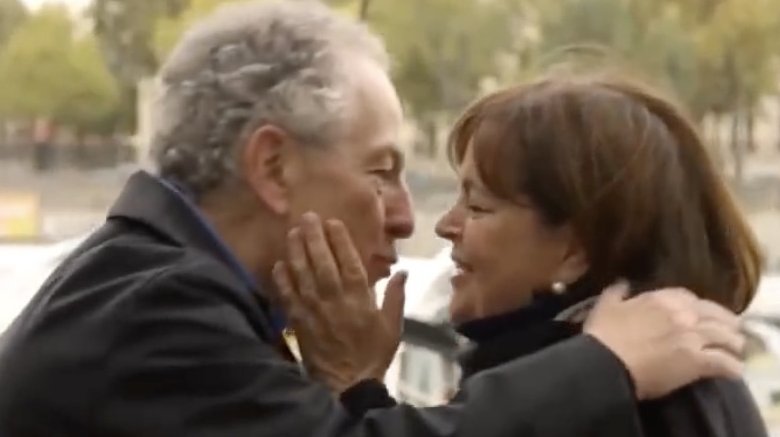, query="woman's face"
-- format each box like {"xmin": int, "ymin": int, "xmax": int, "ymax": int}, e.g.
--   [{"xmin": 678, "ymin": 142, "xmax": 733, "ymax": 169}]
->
[{"xmin": 435, "ymin": 146, "xmax": 588, "ymax": 323}]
